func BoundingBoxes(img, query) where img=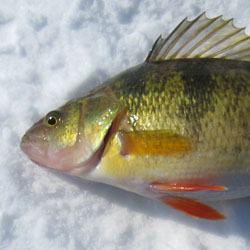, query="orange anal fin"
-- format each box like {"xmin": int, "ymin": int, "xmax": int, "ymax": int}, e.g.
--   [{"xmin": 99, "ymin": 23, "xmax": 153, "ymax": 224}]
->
[
  {"xmin": 151, "ymin": 183, "xmax": 228, "ymax": 192},
  {"xmin": 160, "ymin": 196, "xmax": 226, "ymax": 220},
  {"xmin": 119, "ymin": 130, "xmax": 193, "ymax": 156}
]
